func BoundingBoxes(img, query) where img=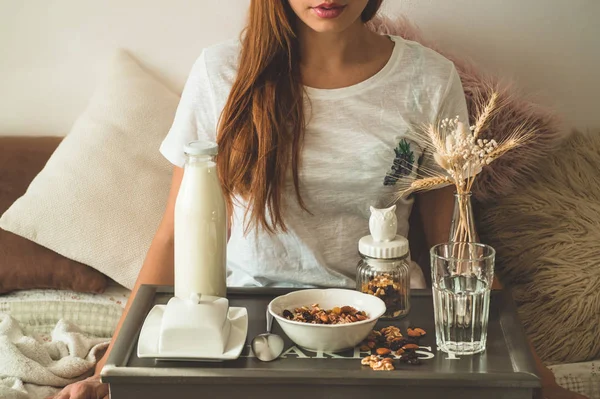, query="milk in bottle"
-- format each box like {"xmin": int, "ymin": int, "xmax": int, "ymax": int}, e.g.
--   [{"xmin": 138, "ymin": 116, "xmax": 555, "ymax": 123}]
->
[{"xmin": 174, "ymin": 141, "xmax": 227, "ymax": 300}]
